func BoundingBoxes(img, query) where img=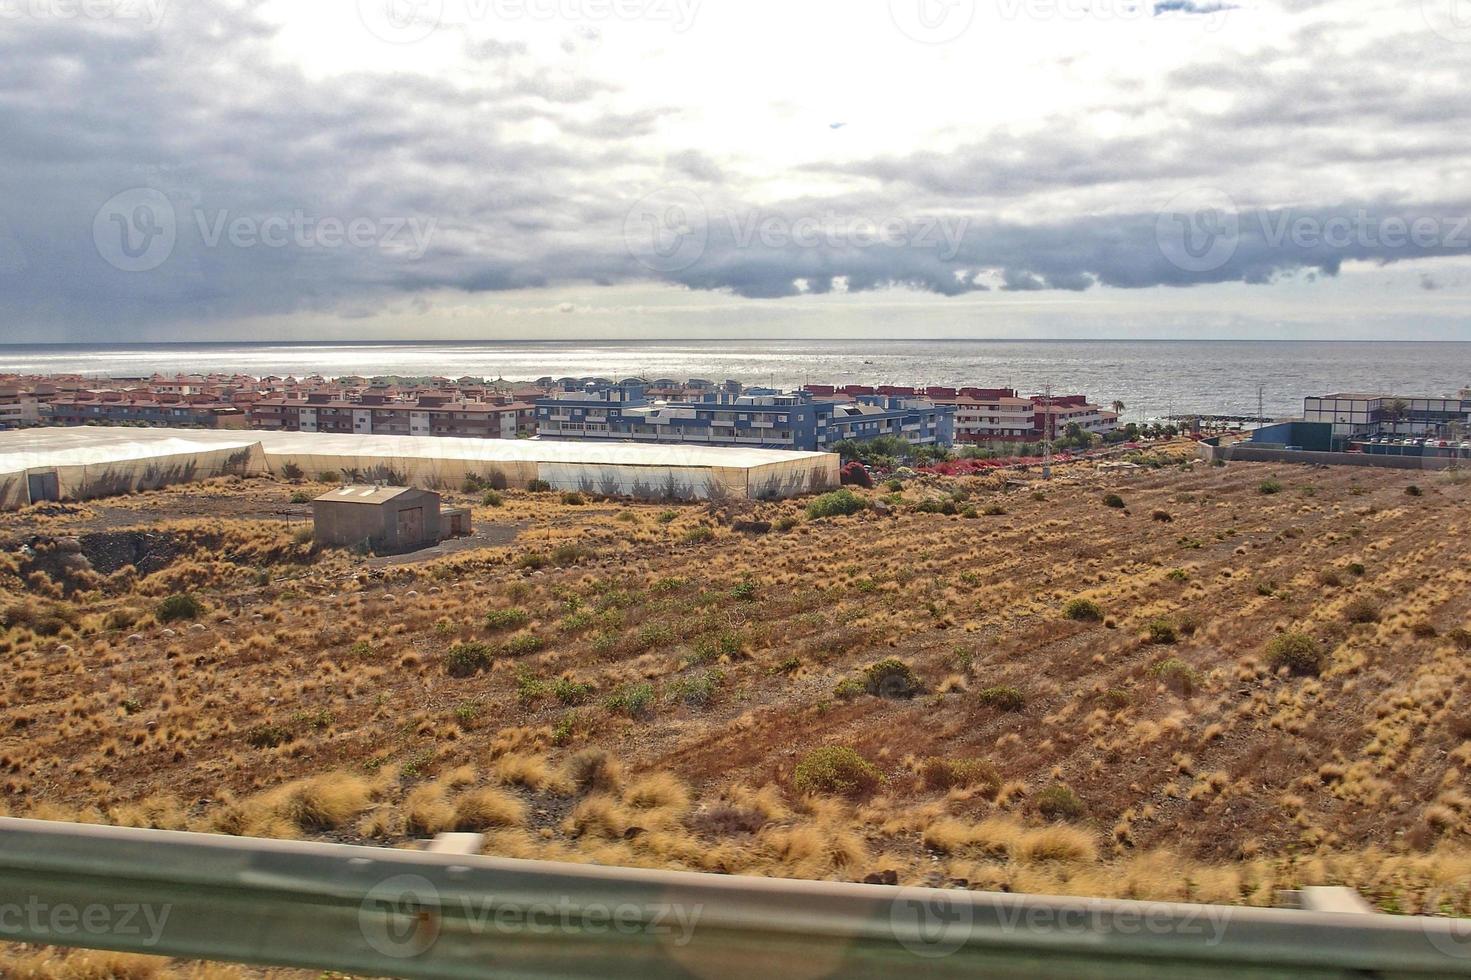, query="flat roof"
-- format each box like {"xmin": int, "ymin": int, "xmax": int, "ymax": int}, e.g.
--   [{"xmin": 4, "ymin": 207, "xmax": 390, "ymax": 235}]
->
[
  {"xmin": 0, "ymin": 426, "xmax": 834, "ymax": 470},
  {"xmin": 0, "ymin": 428, "xmax": 260, "ymax": 472},
  {"xmin": 314, "ymin": 485, "xmax": 419, "ymax": 505}
]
